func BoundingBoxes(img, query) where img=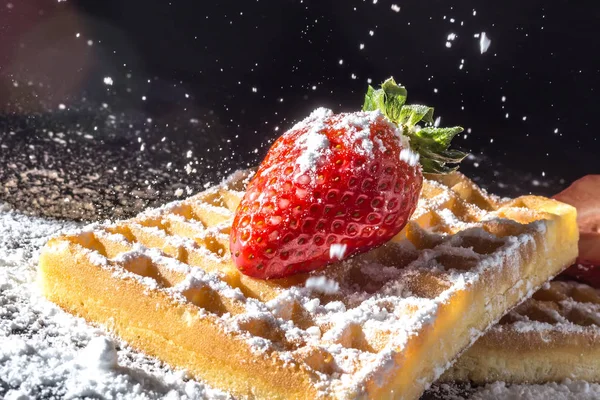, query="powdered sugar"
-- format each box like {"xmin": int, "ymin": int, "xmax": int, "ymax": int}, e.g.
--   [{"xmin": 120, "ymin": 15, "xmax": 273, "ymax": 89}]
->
[
  {"xmin": 291, "ymin": 107, "xmax": 333, "ymax": 175},
  {"xmin": 470, "ymin": 380, "xmax": 600, "ymax": 399},
  {"xmin": 400, "ymin": 147, "xmax": 420, "ymax": 166},
  {"xmin": 0, "ymin": 204, "xmax": 231, "ymax": 400},
  {"xmin": 289, "ymin": 108, "xmax": 413, "ymax": 182},
  {"xmin": 332, "ymin": 109, "xmax": 409, "ymax": 157},
  {"xmin": 329, "ymin": 243, "xmax": 348, "ymax": 260},
  {"xmin": 427, "ymin": 380, "xmax": 600, "ymax": 399},
  {"xmin": 305, "ymin": 276, "xmax": 340, "ymax": 295},
  {"xmin": 296, "ymin": 126, "xmax": 330, "ymax": 175}
]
